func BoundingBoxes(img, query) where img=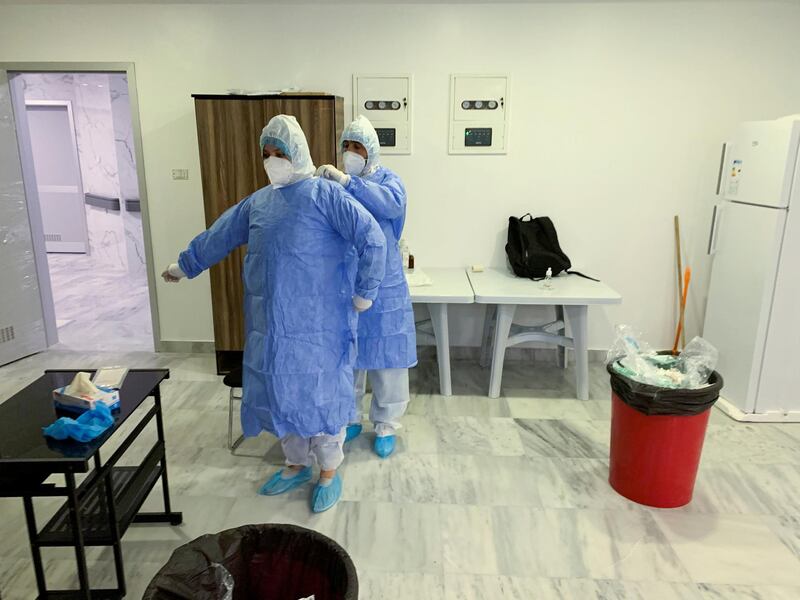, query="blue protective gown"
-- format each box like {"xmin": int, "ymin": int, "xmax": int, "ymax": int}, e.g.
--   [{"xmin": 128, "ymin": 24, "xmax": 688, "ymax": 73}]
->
[
  {"xmin": 345, "ymin": 167, "xmax": 417, "ymax": 370},
  {"xmin": 178, "ymin": 177, "xmax": 387, "ymax": 439}
]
